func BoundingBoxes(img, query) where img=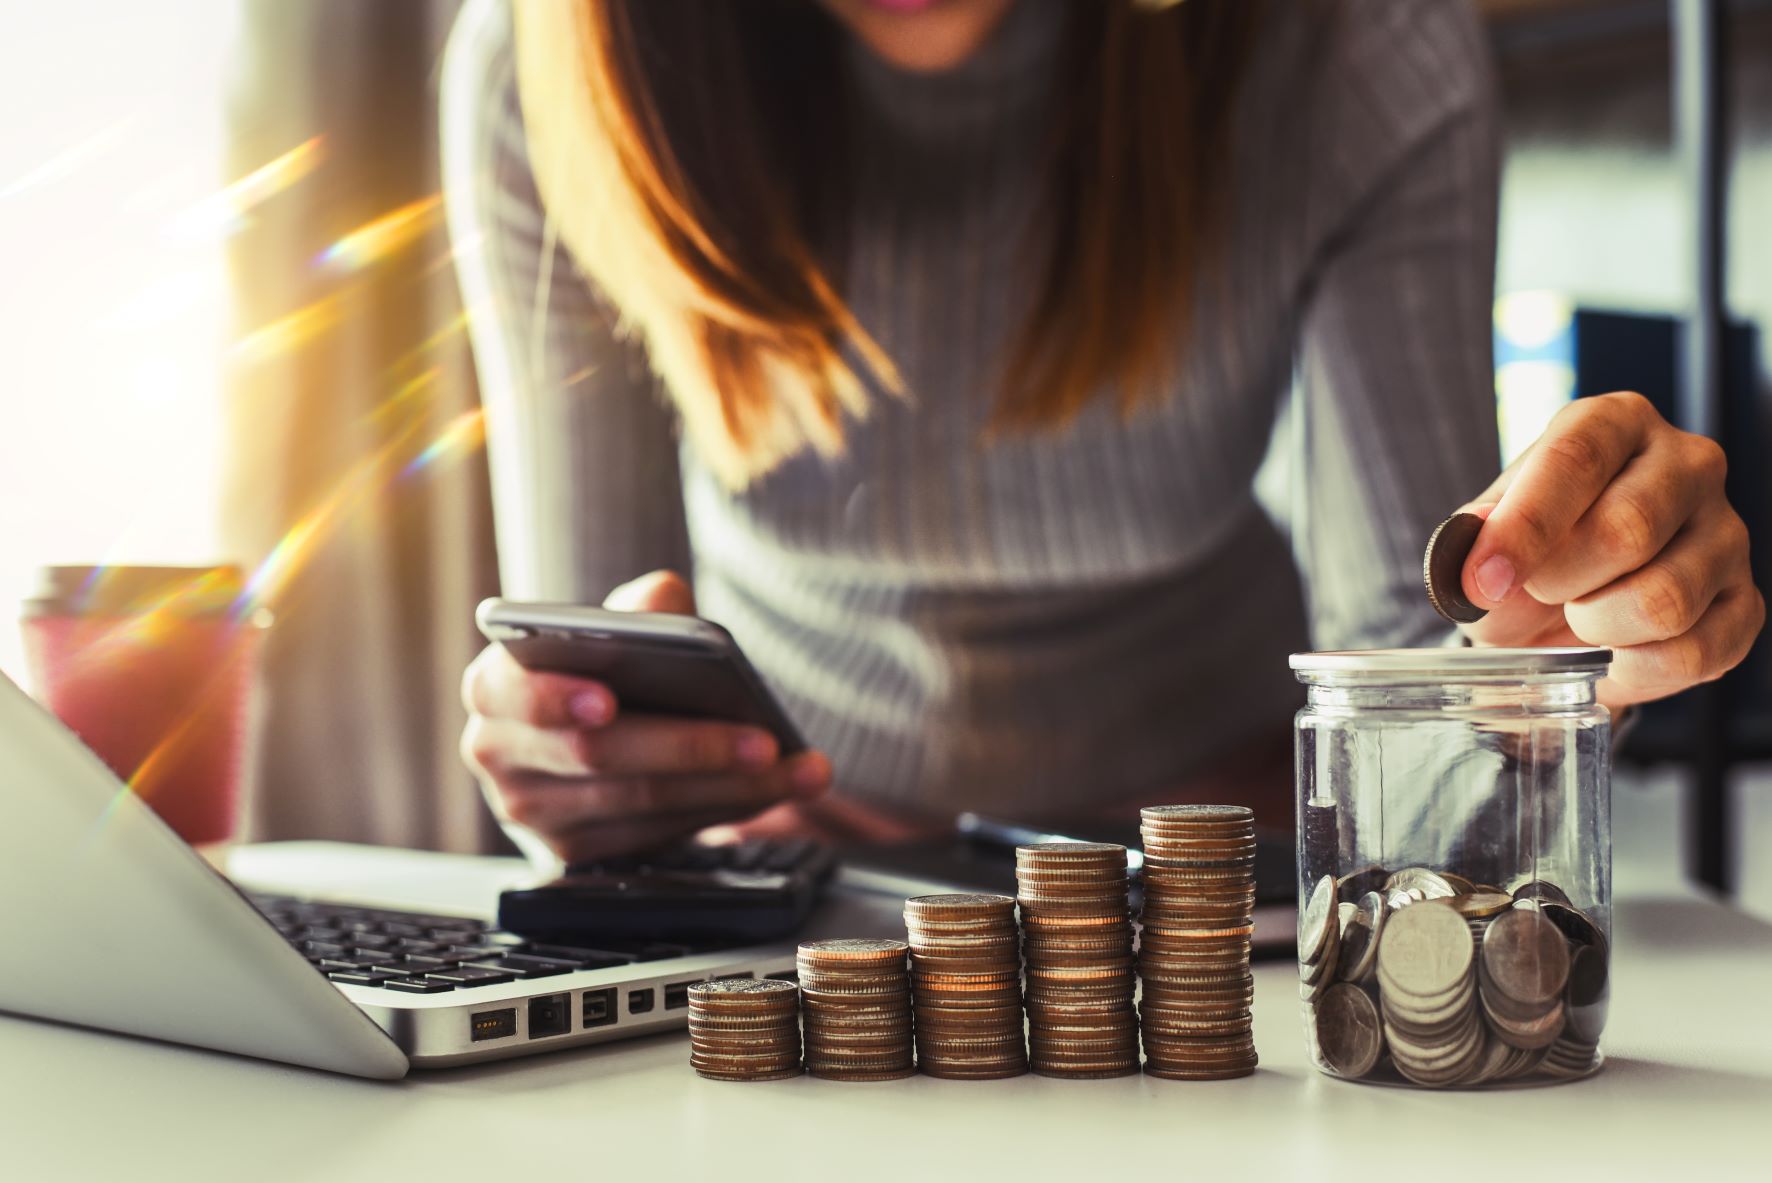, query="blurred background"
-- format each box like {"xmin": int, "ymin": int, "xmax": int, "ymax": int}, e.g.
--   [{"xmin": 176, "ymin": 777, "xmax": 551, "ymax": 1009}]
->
[{"xmin": 1, "ymin": 1, "xmax": 1766, "ymax": 904}]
